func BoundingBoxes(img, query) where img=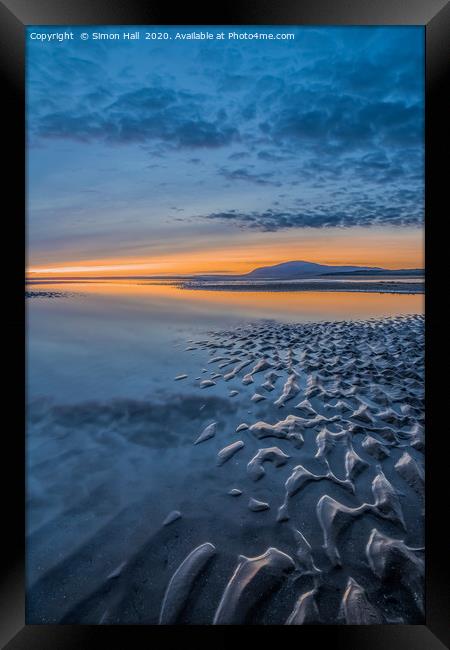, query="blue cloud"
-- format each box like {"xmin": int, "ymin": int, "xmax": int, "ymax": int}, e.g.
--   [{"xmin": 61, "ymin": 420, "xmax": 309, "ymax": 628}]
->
[
  {"xmin": 199, "ymin": 197, "xmax": 423, "ymax": 231},
  {"xmin": 26, "ymin": 26, "xmax": 424, "ymax": 263},
  {"xmin": 219, "ymin": 167, "xmax": 281, "ymax": 187},
  {"xmin": 35, "ymin": 86, "xmax": 238, "ymax": 149}
]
